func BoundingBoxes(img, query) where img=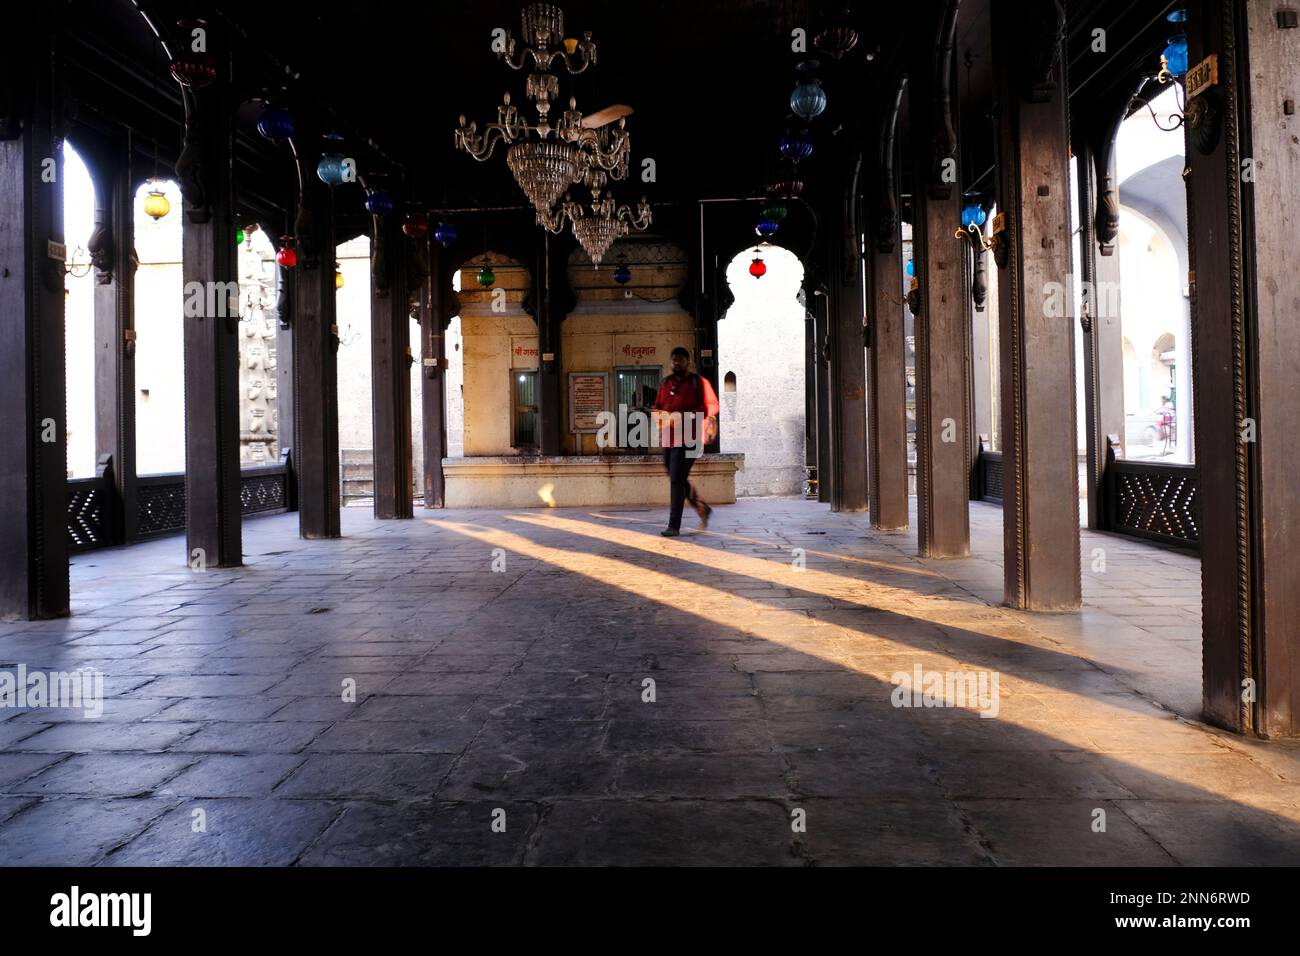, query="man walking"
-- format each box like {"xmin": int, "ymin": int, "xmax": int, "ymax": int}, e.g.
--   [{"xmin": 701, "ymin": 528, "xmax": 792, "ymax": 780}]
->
[{"xmin": 653, "ymin": 347, "xmax": 719, "ymax": 537}]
